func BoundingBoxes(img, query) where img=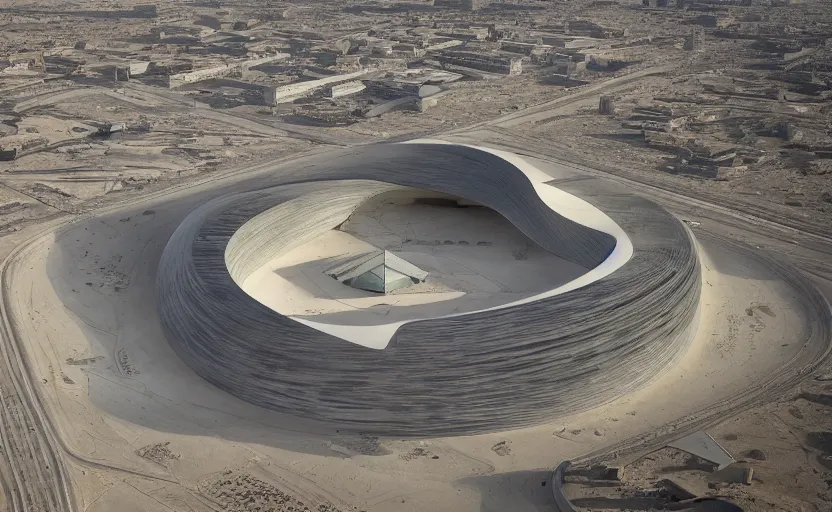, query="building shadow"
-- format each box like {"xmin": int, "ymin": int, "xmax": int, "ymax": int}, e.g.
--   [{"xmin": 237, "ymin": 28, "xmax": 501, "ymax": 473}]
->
[{"xmin": 458, "ymin": 470, "xmax": 556, "ymax": 512}]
